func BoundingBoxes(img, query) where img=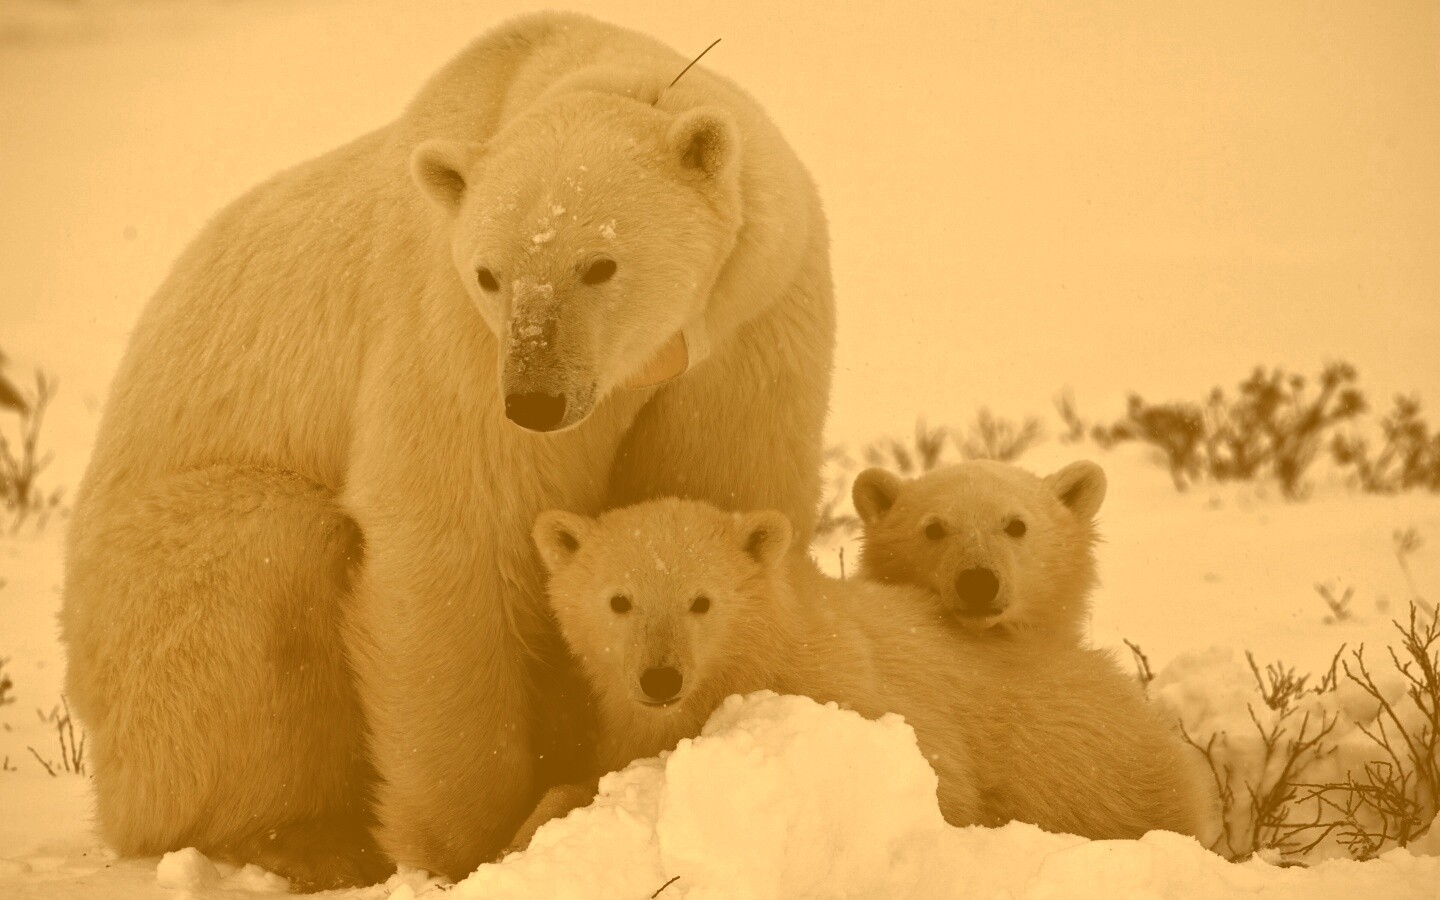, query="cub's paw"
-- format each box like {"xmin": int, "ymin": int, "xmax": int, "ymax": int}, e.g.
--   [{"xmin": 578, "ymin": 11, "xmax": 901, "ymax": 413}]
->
[{"xmin": 501, "ymin": 781, "xmax": 600, "ymax": 857}]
